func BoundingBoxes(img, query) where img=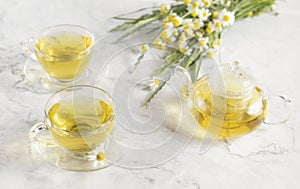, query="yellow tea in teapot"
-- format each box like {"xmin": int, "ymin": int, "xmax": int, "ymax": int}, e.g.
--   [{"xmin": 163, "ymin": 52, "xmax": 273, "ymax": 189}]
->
[
  {"xmin": 187, "ymin": 78, "xmax": 267, "ymax": 138},
  {"xmin": 47, "ymin": 98, "xmax": 113, "ymax": 154},
  {"xmin": 35, "ymin": 32, "xmax": 93, "ymax": 81}
]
